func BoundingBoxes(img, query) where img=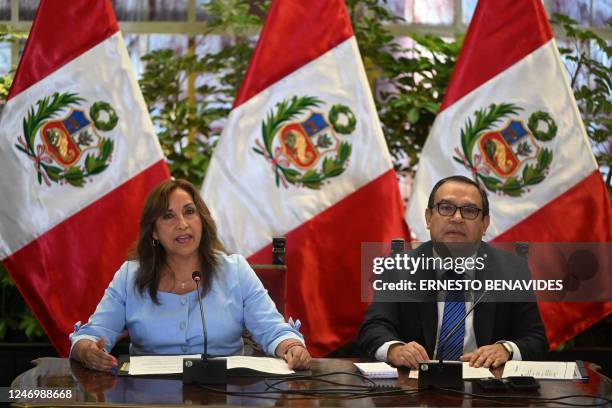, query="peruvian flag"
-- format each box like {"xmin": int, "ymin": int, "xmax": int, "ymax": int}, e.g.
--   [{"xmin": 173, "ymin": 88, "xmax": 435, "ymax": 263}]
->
[
  {"xmin": 406, "ymin": 0, "xmax": 612, "ymax": 348},
  {"xmin": 0, "ymin": 0, "xmax": 169, "ymax": 355},
  {"xmin": 202, "ymin": 0, "xmax": 408, "ymax": 356}
]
